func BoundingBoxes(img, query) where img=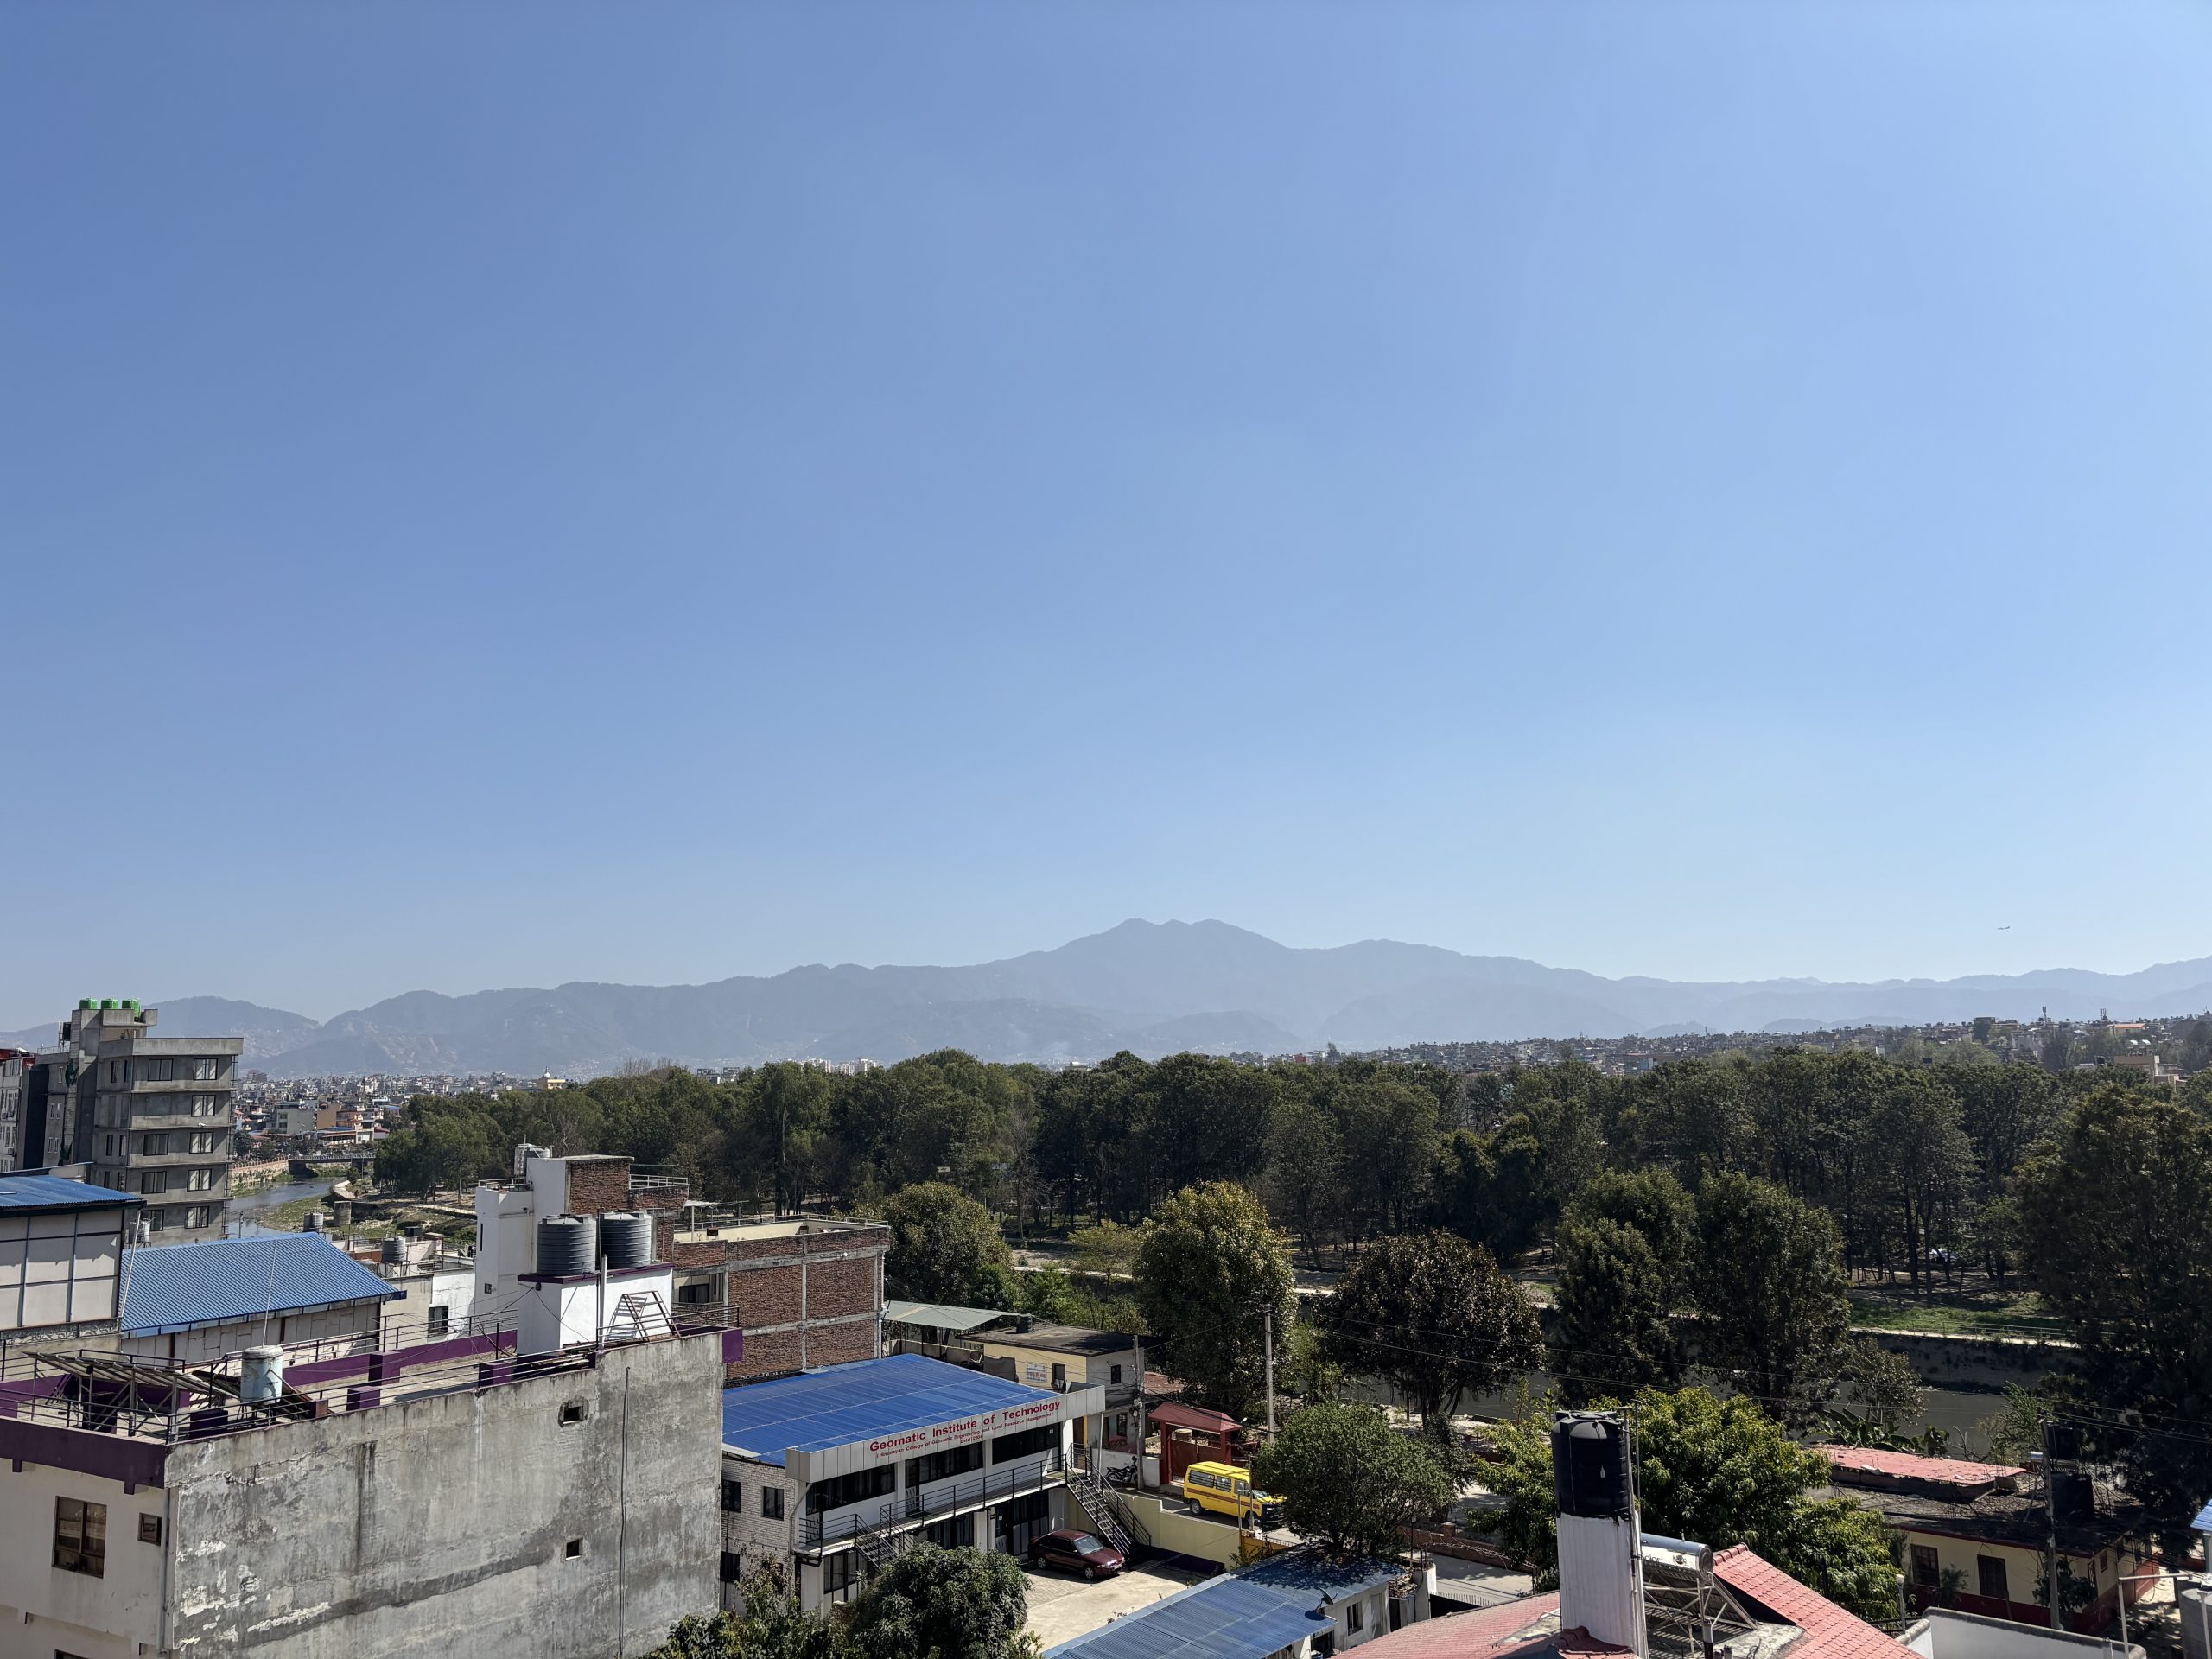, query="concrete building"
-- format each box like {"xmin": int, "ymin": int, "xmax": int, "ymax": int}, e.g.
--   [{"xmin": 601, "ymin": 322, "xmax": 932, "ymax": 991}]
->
[
  {"xmin": 886, "ymin": 1301, "xmax": 1143, "ymax": 1465},
  {"xmin": 717, "ymin": 1351, "xmax": 1104, "ymax": 1612},
  {"xmin": 671, "ymin": 1211, "xmax": 889, "ymax": 1380},
  {"xmin": 0, "ymin": 1315, "xmax": 728, "ymax": 1657},
  {"xmin": 0, "ymin": 1048, "xmax": 30, "ymax": 1173},
  {"xmin": 0, "ymin": 1173, "xmax": 140, "ymax": 1351},
  {"xmin": 48, "ymin": 1001, "xmax": 243, "ymax": 1241}
]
